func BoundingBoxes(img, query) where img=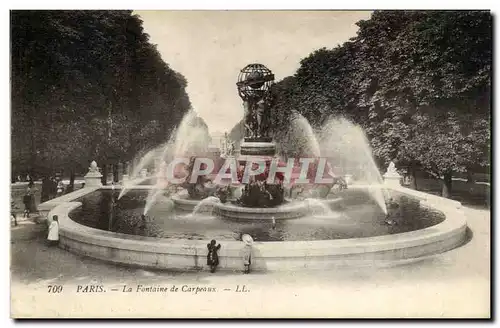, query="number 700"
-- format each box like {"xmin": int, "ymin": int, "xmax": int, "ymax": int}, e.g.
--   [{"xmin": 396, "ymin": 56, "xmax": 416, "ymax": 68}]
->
[{"xmin": 47, "ymin": 285, "xmax": 63, "ymax": 293}]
